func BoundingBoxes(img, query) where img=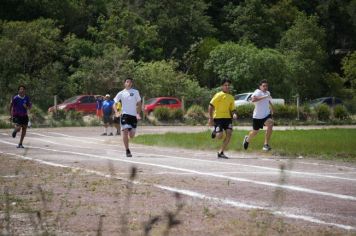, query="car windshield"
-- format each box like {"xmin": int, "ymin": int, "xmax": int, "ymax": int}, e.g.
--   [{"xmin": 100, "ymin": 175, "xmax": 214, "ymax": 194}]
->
[
  {"xmin": 63, "ymin": 96, "xmax": 80, "ymax": 104},
  {"xmin": 235, "ymin": 94, "xmax": 249, "ymax": 100},
  {"xmin": 145, "ymin": 98, "xmax": 158, "ymax": 105},
  {"xmin": 310, "ymin": 98, "xmax": 324, "ymax": 104}
]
